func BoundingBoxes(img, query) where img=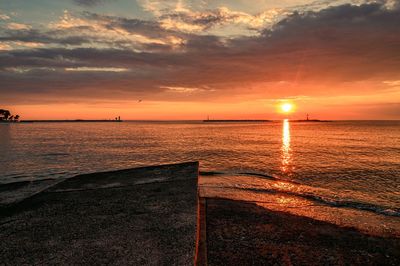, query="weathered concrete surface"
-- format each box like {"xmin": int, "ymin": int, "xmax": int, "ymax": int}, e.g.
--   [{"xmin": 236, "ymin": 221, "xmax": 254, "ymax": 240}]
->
[
  {"xmin": 202, "ymin": 198, "xmax": 400, "ymax": 266},
  {"xmin": 0, "ymin": 179, "xmax": 66, "ymax": 206},
  {"xmin": 0, "ymin": 162, "xmax": 198, "ymax": 265}
]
